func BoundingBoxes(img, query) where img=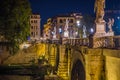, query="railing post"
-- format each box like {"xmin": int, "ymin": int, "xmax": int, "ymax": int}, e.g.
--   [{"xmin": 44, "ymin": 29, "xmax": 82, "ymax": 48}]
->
[
  {"xmin": 89, "ymin": 34, "xmax": 93, "ymax": 48},
  {"xmin": 108, "ymin": 36, "xmax": 114, "ymax": 48}
]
